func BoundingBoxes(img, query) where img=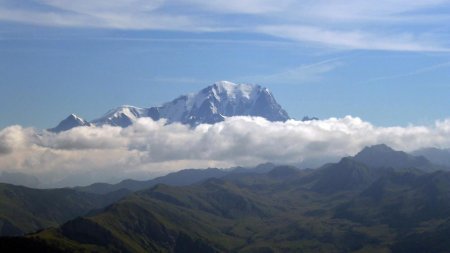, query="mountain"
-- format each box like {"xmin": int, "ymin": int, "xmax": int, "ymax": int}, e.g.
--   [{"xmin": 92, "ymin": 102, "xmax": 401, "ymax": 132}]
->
[
  {"xmin": 76, "ymin": 164, "xmax": 277, "ymax": 195},
  {"xmin": 0, "ymin": 183, "xmax": 129, "ymax": 236},
  {"xmin": 3, "ymin": 155, "xmax": 450, "ymax": 252},
  {"xmin": 301, "ymin": 116, "xmax": 319, "ymax": 121},
  {"xmin": 50, "ymin": 81, "xmax": 291, "ymax": 132},
  {"xmin": 48, "ymin": 114, "xmax": 91, "ymax": 133},
  {"xmin": 75, "ymin": 168, "xmax": 230, "ymax": 194},
  {"xmin": 411, "ymin": 147, "xmax": 450, "ymax": 167},
  {"xmin": 353, "ymin": 144, "xmax": 438, "ymax": 171},
  {"xmin": 391, "ymin": 218, "xmax": 450, "ymax": 253},
  {"xmin": 0, "ymin": 166, "xmax": 362, "ymax": 252},
  {"xmin": 0, "ymin": 172, "xmax": 40, "ymax": 188},
  {"xmin": 335, "ymin": 170, "xmax": 450, "ymax": 229},
  {"xmin": 91, "ymin": 105, "xmax": 150, "ymax": 128},
  {"xmin": 310, "ymin": 157, "xmax": 391, "ymax": 193}
]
